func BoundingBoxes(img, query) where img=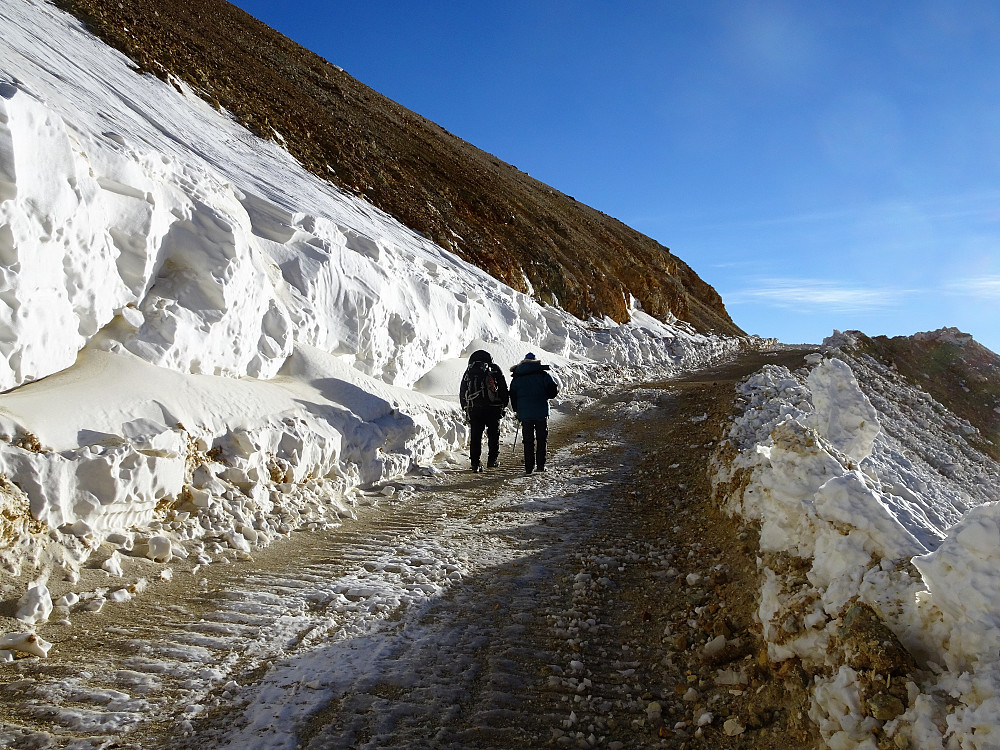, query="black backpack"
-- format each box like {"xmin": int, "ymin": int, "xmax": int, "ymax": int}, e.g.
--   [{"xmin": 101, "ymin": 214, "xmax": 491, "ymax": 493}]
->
[{"xmin": 464, "ymin": 362, "xmax": 504, "ymax": 409}]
